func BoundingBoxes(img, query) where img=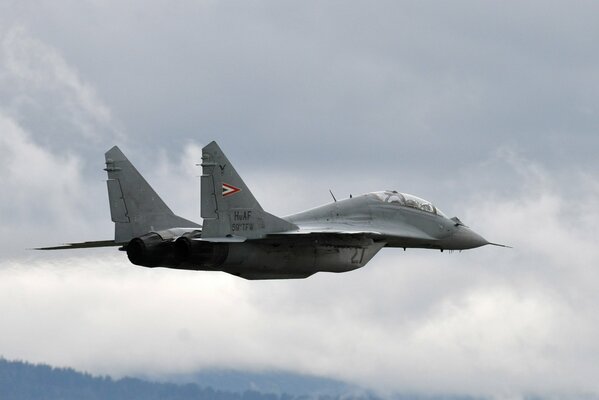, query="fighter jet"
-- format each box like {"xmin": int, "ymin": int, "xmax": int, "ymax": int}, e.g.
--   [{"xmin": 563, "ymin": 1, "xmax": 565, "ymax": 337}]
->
[{"xmin": 38, "ymin": 141, "xmax": 506, "ymax": 279}]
